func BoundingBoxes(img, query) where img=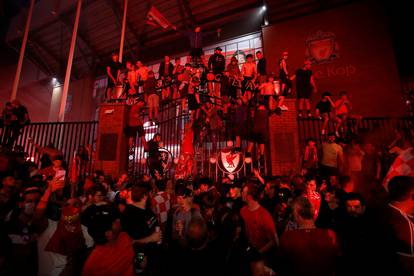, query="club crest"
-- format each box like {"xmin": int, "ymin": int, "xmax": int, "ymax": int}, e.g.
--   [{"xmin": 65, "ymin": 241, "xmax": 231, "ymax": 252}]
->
[
  {"xmin": 218, "ymin": 148, "xmax": 243, "ymax": 174},
  {"xmin": 305, "ymin": 31, "xmax": 339, "ymax": 64}
]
